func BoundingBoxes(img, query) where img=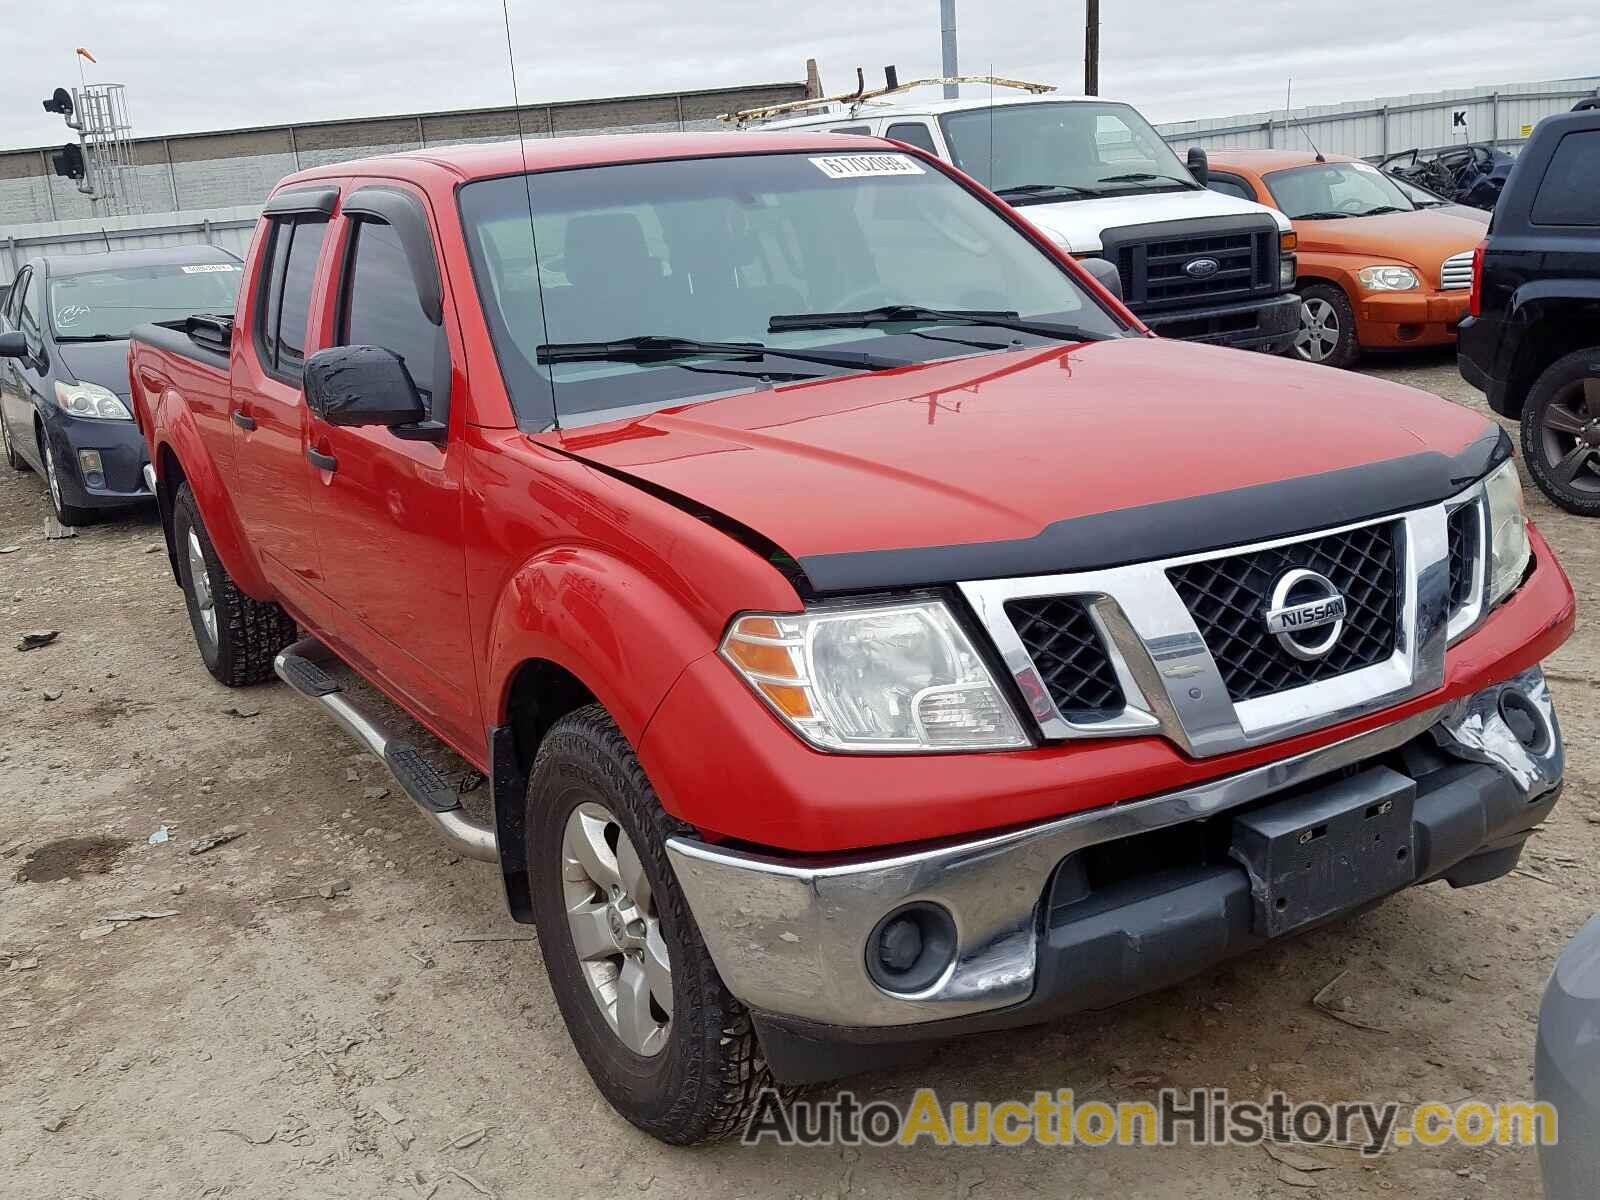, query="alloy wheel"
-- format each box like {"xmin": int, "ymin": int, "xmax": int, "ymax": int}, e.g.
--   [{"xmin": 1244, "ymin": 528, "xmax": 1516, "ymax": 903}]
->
[
  {"xmin": 42, "ymin": 436, "xmax": 64, "ymax": 513},
  {"xmin": 1538, "ymin": 376, "xmax": 1600, "ymax": 497},
  {"xmin": 1295, "ymin": 298, "xmax": 1340, "ymax": 363},
  {"xmin": 185, "ymin": 528, "xmax": 219, "ymax": 647},
  {"xmin": 561, "ymin": 800, "xmax": 673, "ymax": 1057}
]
